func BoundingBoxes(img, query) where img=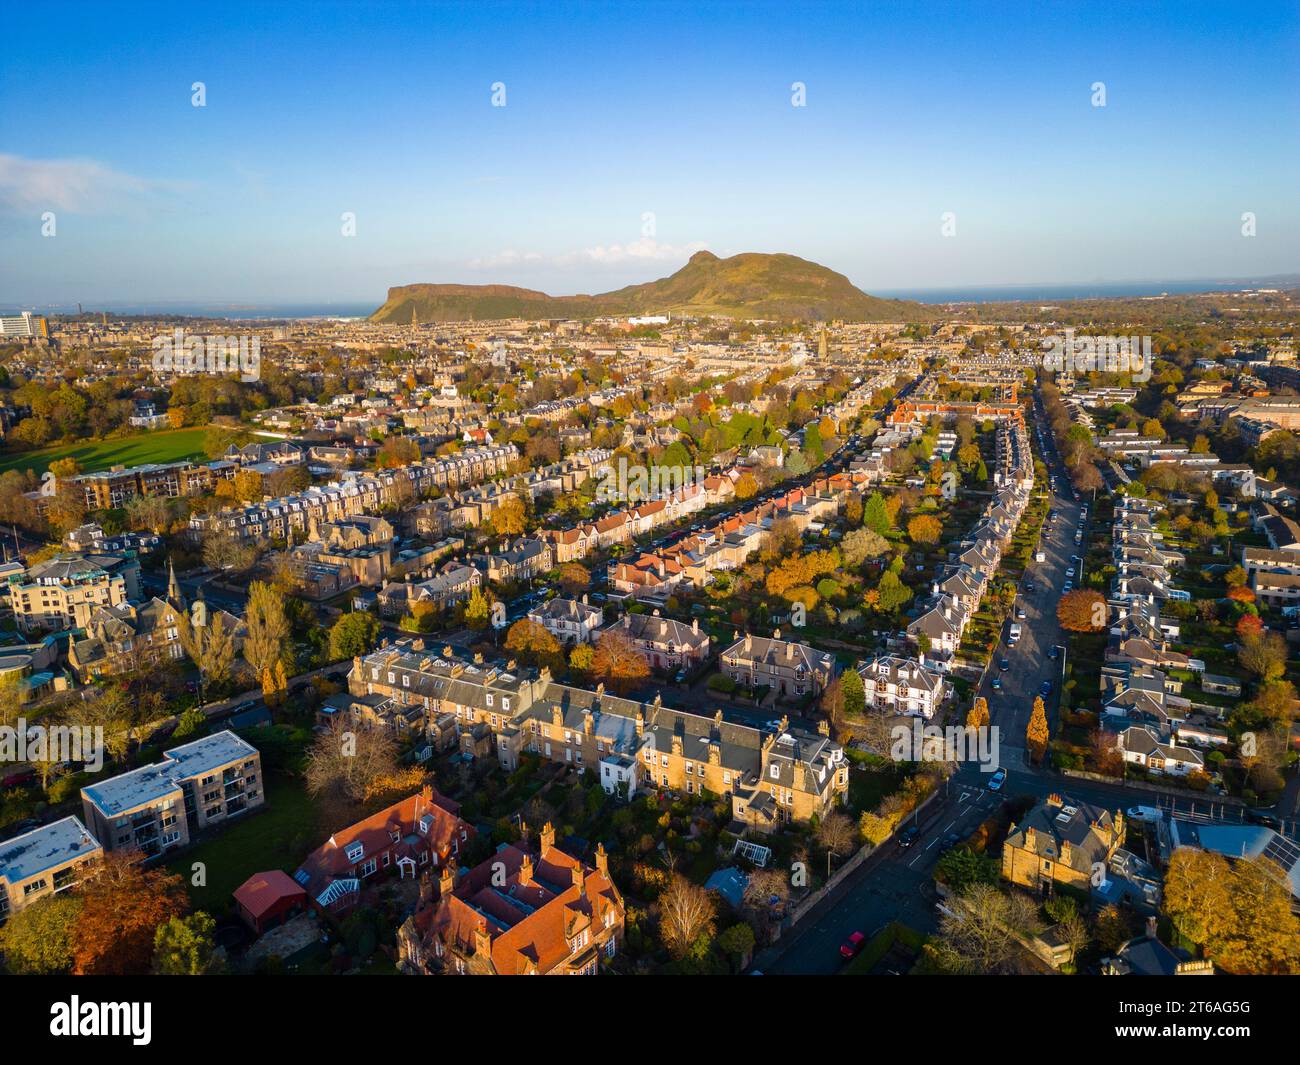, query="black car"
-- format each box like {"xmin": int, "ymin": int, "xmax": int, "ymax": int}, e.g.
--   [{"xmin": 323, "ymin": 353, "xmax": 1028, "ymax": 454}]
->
[
  {"xmin": 939, "ymin": 832, "xmax": 963, "ymax": 852},
  {"xmin": 897, "ymin": 826, "xmax": 920, "ymax": 849},
  {"xmin": 1039, "ymin": 680, "xmax": 1053, "ymax": 697},
  {"xmin": 1246, "ymin": 808, "xmax": 1283, "ymax": 831}
]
